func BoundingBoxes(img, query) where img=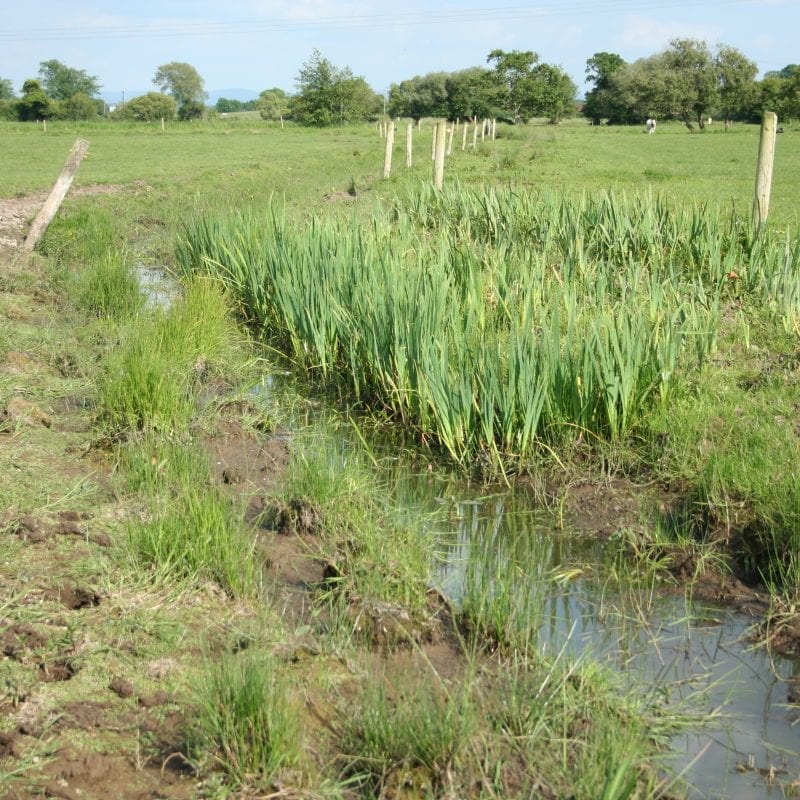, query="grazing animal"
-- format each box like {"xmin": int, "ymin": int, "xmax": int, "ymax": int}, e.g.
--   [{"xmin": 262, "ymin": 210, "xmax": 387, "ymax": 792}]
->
[{"xmin": 646, "ymin": 118, "xmax": 657, "ymax": 134}]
